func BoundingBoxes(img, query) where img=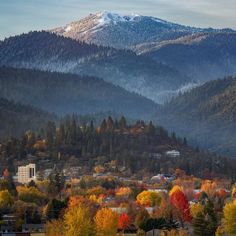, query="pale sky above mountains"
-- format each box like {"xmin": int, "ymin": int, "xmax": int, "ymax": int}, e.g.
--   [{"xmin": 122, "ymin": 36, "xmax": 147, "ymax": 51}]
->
[{"xmin": 1, "ymin": 0, "xmax": 236, "ymax": 39}]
